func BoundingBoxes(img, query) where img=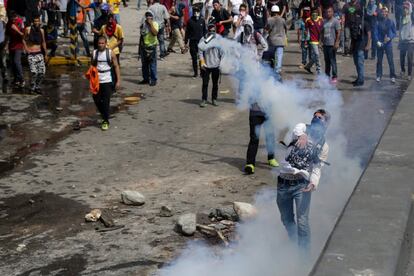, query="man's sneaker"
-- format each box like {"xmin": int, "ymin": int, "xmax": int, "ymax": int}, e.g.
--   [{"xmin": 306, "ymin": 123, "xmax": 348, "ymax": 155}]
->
[
  {"xmin": 391, "ymin": 77, "xmax": 396, "ymax": 83},
  {"xmin": 244, "ymin": 164, "xmax": 255, "ymax": 174},
  {"xmin": 212, "ymin": 99, "xmax": 218, "ymax": 106},
  {"xmin": 199, "ymin": 100, "xmax": 207, "ymax": 108},
  {"xmin": 298, "ymin": 64, "xmax": 305, "ymax": 69},
  {"xmin": 192, "ymin": 74, "xmax": 198, "ymax": 79},
  {"xmin": 149, "ymin": 81, "xmax": 157, "ymax": 86},
  {"xmin": 376, "ymin": 77, "xmax": 381, "ymax": 82},
  {"xmin": 353, "ymin": 81, "xmax": 364, "ymax": 87},
  {"xmin": 330, "ymin": 77, "xmax": 338, "ymax": 85},
  {"xmin": 268, "ymin": 159, "xmax": 279, "ymax": 167},
  {"xmin": 101, "ymin": 121, "xmax": 109, "ymax": 131},
  {"xmin": 139, "ymin": 80, "xmax": 149, "ymax": 85},
  {"xmin": 408, "ymin": 75, "xmax": 412, "ymax": 81}
]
